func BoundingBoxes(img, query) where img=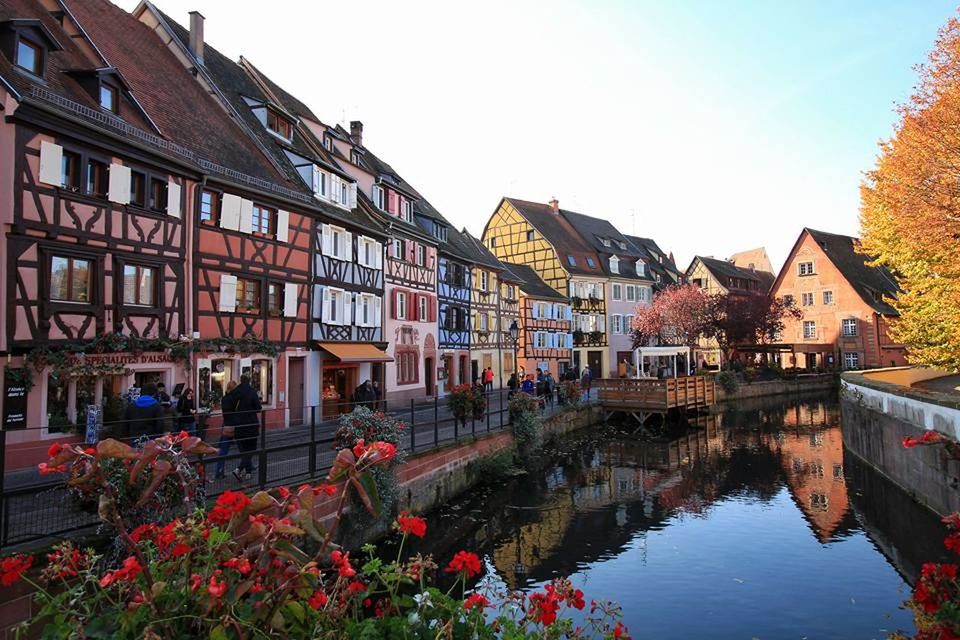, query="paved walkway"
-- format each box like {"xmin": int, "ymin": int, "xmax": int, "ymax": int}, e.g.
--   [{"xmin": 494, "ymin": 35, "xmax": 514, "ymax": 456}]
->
[{"xmin": 915, "ymin": 375, "xmax": 960, "ymax": 396}]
